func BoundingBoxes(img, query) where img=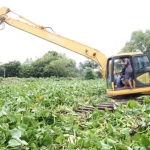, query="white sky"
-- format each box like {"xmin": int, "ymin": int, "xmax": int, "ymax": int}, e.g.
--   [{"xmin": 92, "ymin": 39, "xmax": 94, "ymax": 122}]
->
[{"xmin": 0, "ymin": 0, "xmax": 150, "ymax": 64}]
